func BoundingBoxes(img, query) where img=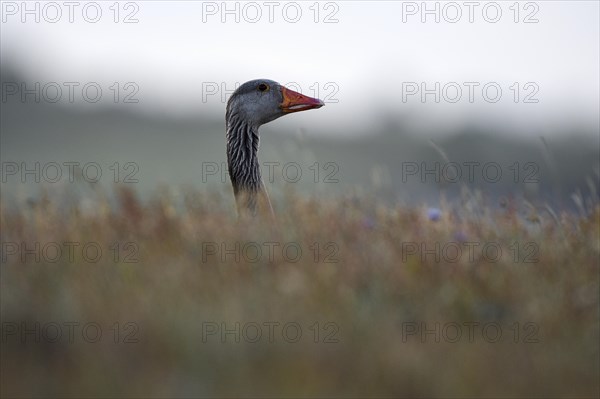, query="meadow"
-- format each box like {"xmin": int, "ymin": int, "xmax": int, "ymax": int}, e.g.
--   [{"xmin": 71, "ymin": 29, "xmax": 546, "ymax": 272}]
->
[{"xmin": 1, "ymin": 184, "xmax": 598, "ymax": 398}]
